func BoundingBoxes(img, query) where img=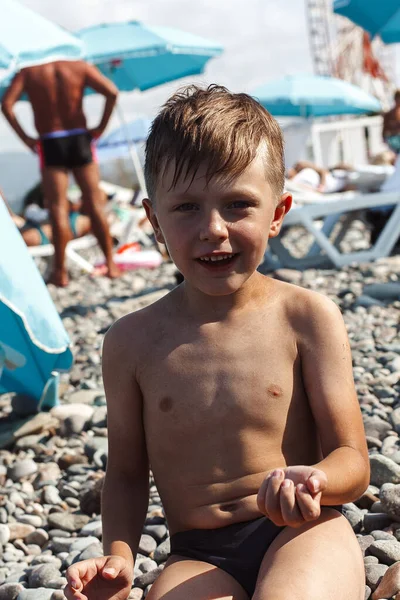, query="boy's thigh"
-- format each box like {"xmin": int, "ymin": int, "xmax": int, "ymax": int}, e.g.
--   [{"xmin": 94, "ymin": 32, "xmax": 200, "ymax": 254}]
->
[
  {"xmin": 146, "ymin": 555, "xmax": 249, "ymax": 600},
  {"xmin": 253, "ymin": 508, "xmax": 365, "ymax": 600}
]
